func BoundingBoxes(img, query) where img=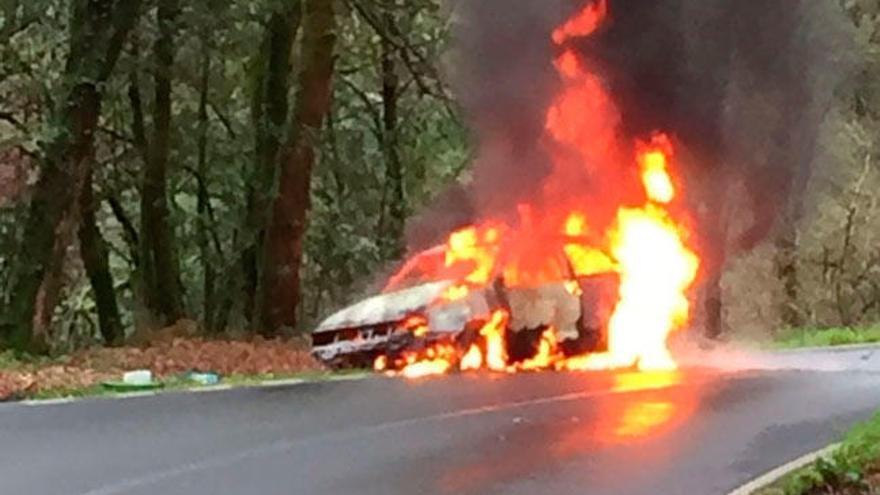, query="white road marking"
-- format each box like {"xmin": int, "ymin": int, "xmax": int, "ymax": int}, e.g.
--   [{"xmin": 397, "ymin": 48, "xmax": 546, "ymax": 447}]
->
[
  {"xmin": 775, "ymin": 342, "xmax": 880, "ymax": 354},
  {"xmin": 20, "ymin": 397, "xmax": 78, "ymax": 406},
  {"xmin": 6, "ymin": 374, "xmax": 368, "ymax": 408},
  {"xmin": 725, "ymin": 442, "xmax": 841, "ymax": 495}
]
